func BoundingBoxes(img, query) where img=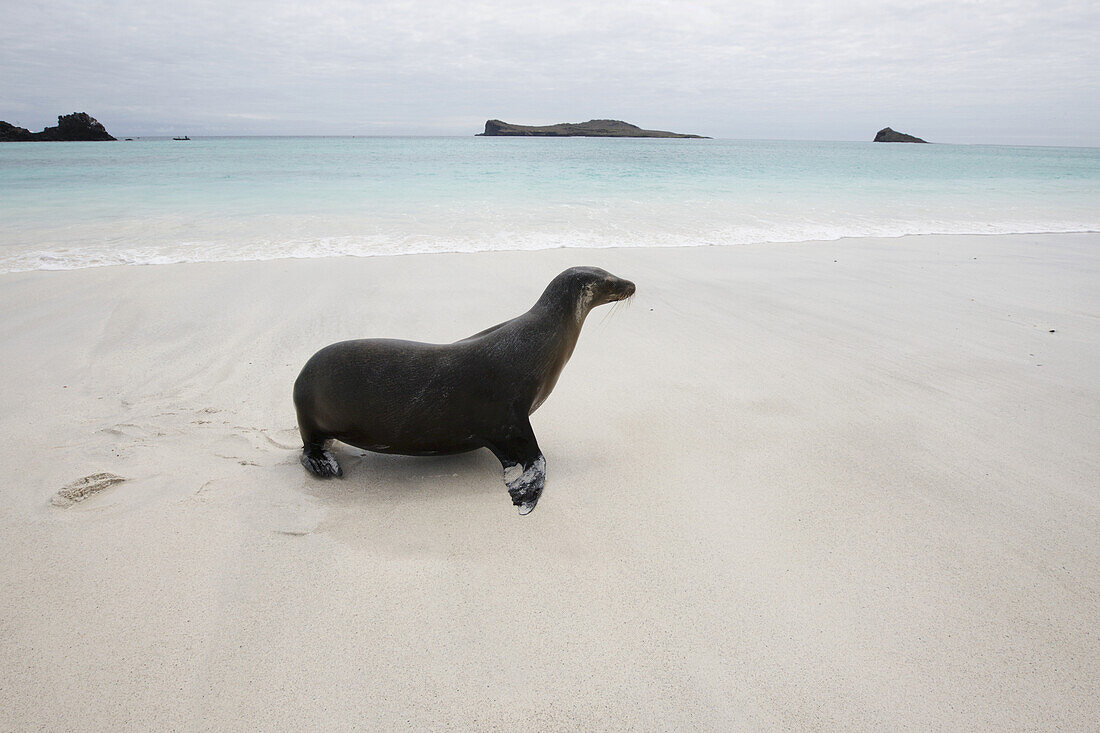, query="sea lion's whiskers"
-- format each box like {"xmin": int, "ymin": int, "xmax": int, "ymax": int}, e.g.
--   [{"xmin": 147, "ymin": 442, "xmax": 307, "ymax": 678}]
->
[{"xmin": 600, "ymin": 299, "xmax": 622, "ymax": 325}]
